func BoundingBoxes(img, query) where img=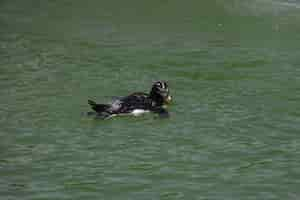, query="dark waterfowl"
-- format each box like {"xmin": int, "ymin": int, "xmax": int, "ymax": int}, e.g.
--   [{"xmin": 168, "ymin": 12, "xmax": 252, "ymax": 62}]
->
[{"xmin": 88, "ymin": 81, "xmax": 172, "ymax": 119}]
